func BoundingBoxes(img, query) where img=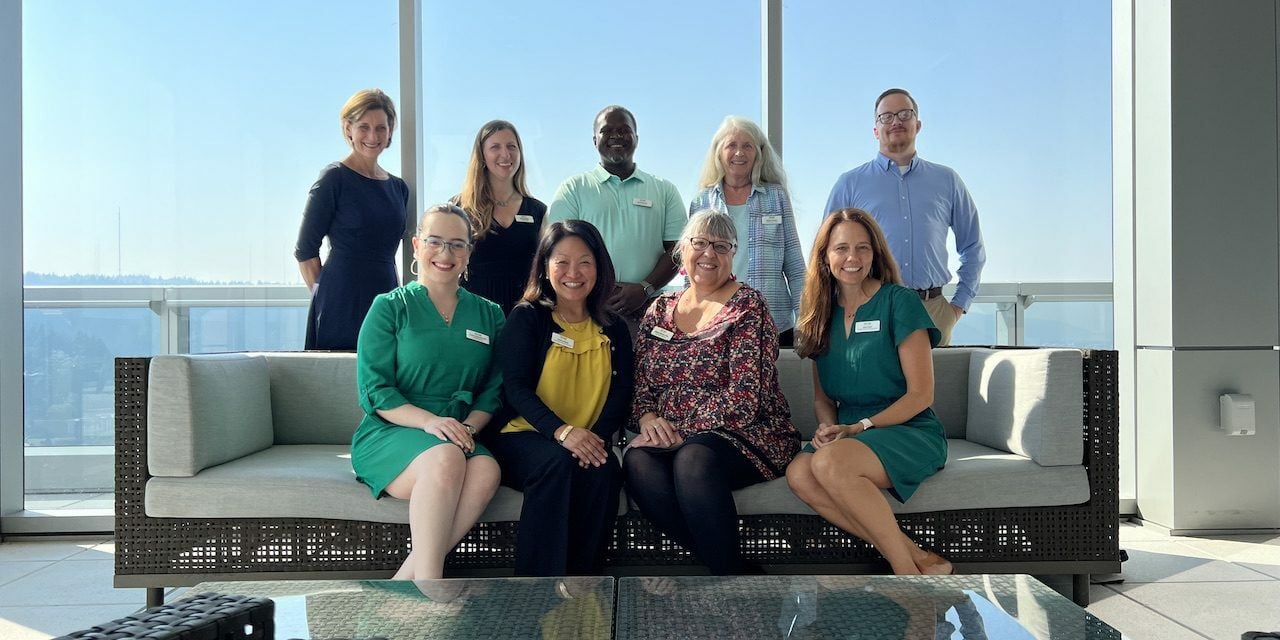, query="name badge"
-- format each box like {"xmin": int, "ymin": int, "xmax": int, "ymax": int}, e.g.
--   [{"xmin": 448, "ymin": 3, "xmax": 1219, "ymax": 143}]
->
[
  {"xmin": 854, "ymin": 320, "xmax": 881, "ymax": 333},
  {"xmin": 761, "ymin": 214, "xmax": 782, "ymax": 225},
  {"xmin": 551, "ymin": 333, "xmax": 575, "ymax": 349},
  {"xmin": 650, "ymin": 326, "xmax": 674, "ymax": 341},
  {"xmin": 515, "ymin": 214, "xmax": 535, "ymax": 223},
  {"xmin": 465, "ymin": 329, "xmax": 491, "ymax": 345},
  {"xmin": 633, "ymin": 198, "xmax": 653, "ymax": 208}
]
